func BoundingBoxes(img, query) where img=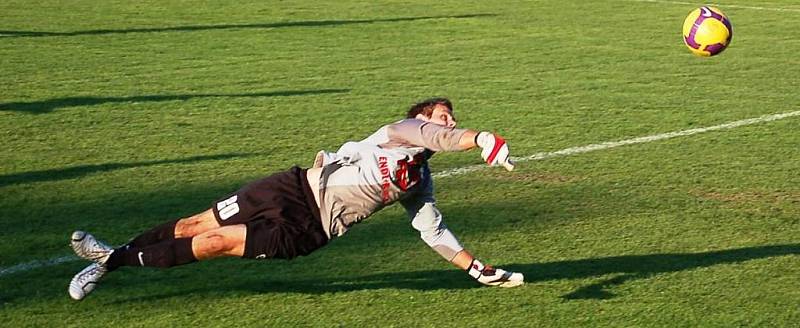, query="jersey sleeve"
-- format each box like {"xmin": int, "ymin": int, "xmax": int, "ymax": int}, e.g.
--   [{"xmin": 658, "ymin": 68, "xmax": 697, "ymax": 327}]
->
[
  {"xmin": 399, "ymin": 170, "xmax": 464, "ymax": 261},
  {"xmin": 384, "ymin": 119, "xmax": 468, "ymax": 152}
]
